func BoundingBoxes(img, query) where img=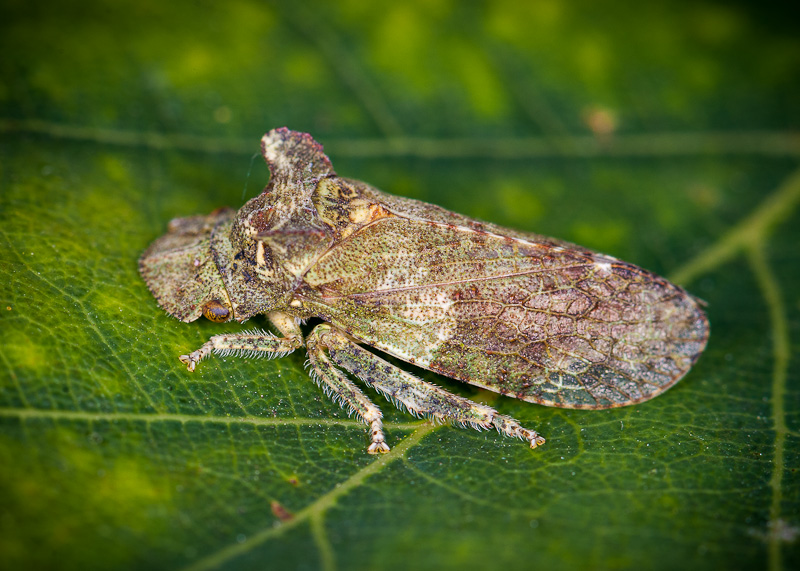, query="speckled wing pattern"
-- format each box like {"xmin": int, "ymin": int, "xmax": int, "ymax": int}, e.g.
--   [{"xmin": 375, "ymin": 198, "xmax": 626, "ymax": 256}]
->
[{"xmin": 300, "ymin": 214, "xmax": 709, "ymax": 410}]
